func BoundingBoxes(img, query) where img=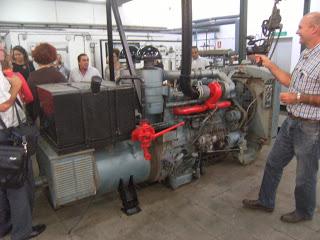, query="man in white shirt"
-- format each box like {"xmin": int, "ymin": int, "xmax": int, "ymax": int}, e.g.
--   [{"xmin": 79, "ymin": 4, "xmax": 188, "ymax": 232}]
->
[
  {"xmin": 191, "ymin": 46, "xmax": 210, "ymax": 70},
  {"xmin": 55, "ymin": 54, "xmax": 70, "ymax": 79},
  {"xmin": 69, "ymin": 53, "xmax": 101, "ymax": 83}
]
